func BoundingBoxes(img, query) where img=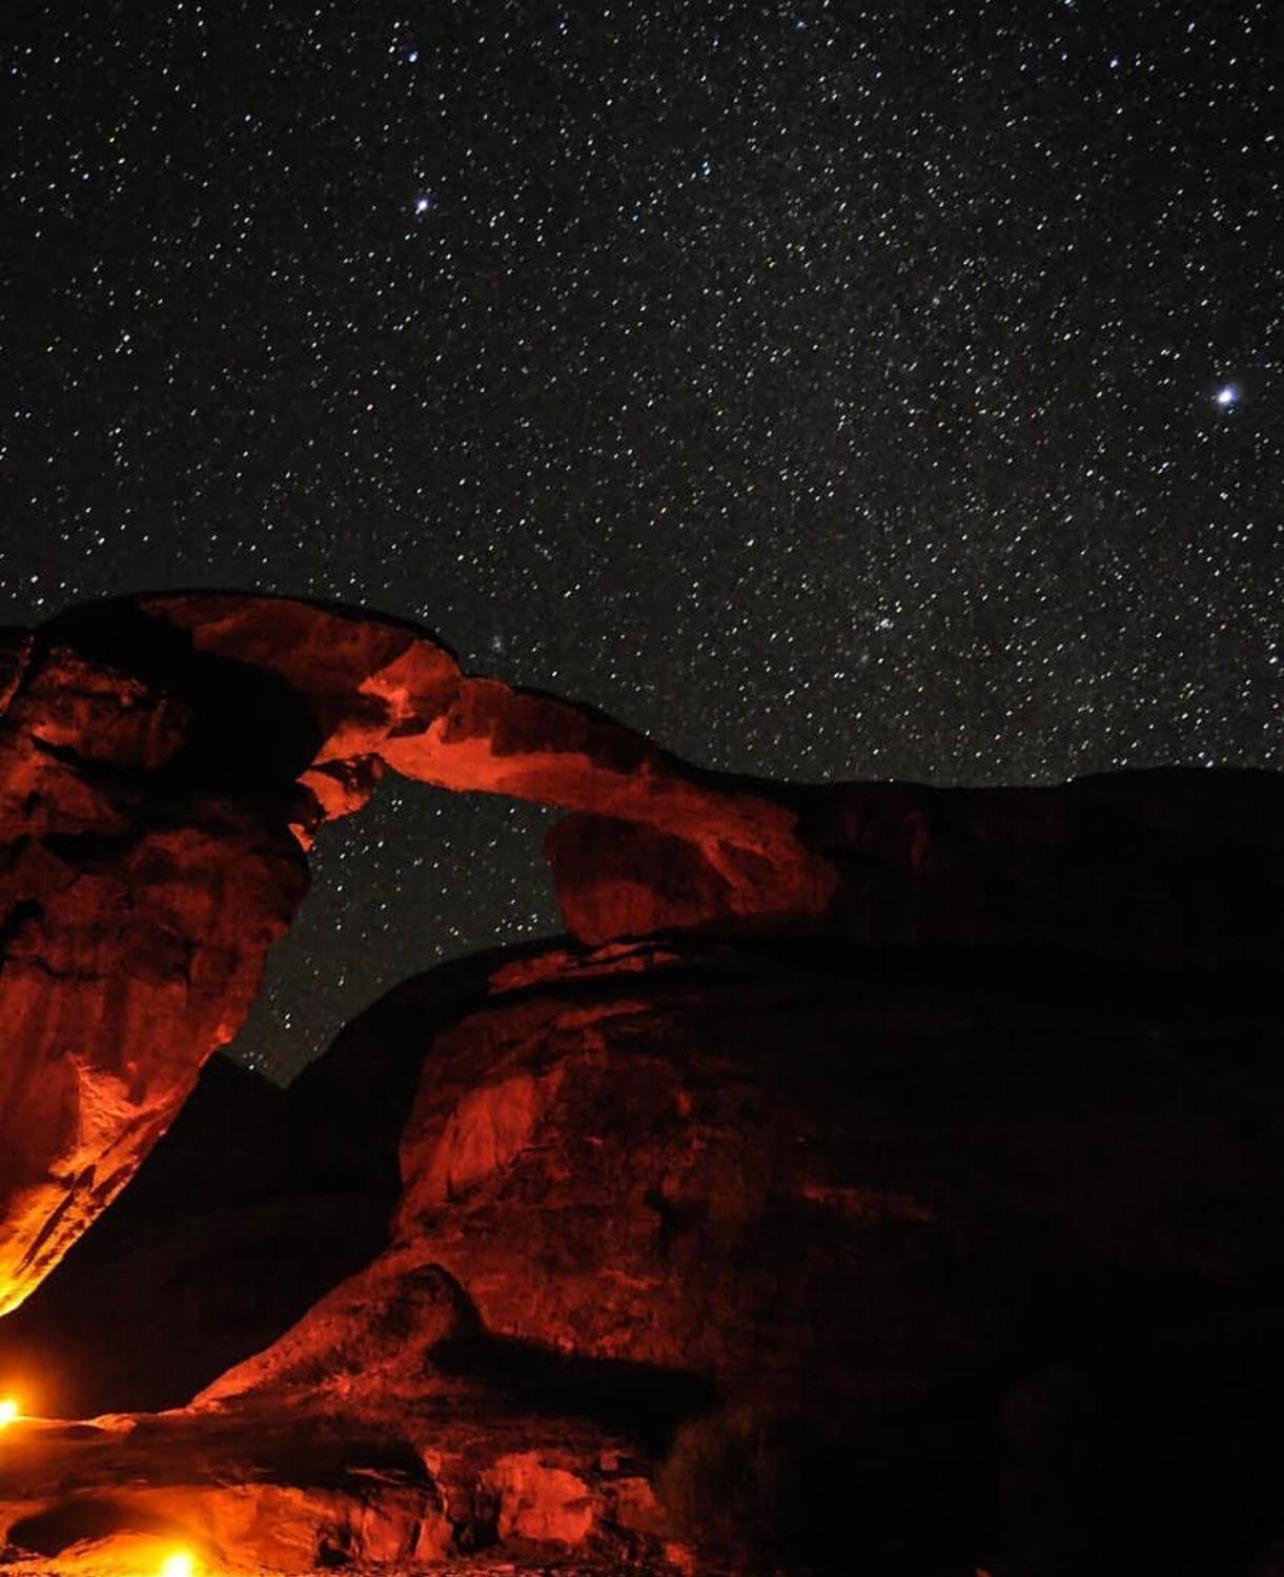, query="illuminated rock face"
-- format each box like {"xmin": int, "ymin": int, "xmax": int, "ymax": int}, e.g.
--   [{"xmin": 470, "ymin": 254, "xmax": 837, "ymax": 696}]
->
[
  {"xmin": 0, "ymin": 1410, "xmax": 455, "ymax": 1574},
  {"xmin": 0, "ymin": 594, "xmax": 833, "ymax": 1316},
  {"xmin": 193, "ymin": 940, "xmax": 1284, "ymax": 1575},
  {"xmin": 2, "ymin": 592, "xmax": 1284, "ymax": 1572},
  {"xmin": 5, "ymin": 934, "xmax": 1284, "ymax": 1573},
  {"xmin": 0, "ymin": 630, "xmax": 308, "ymax": 1316},
  {"xmin": 3, "ymin": 592, "xmax": 1283, "ymax": 1321}
]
